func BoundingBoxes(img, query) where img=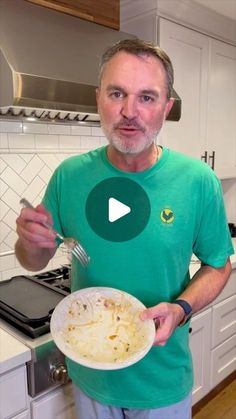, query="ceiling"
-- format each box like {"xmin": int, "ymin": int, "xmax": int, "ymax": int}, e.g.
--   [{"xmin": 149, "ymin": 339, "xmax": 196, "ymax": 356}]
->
[{"xmin": 194, "ymin": 0, "xmax": 236, "ymax": 21}]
